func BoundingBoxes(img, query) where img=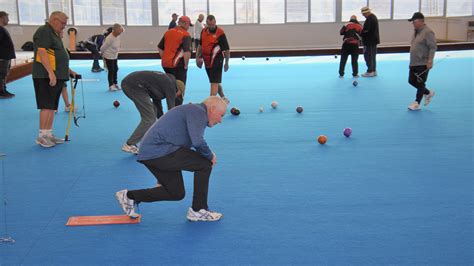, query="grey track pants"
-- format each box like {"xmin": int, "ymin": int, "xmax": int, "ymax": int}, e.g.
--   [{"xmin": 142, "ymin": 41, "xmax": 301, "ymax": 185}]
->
[{"xmin": 122, "ymin": 81, "xmax": 157, "ymax": 146}]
